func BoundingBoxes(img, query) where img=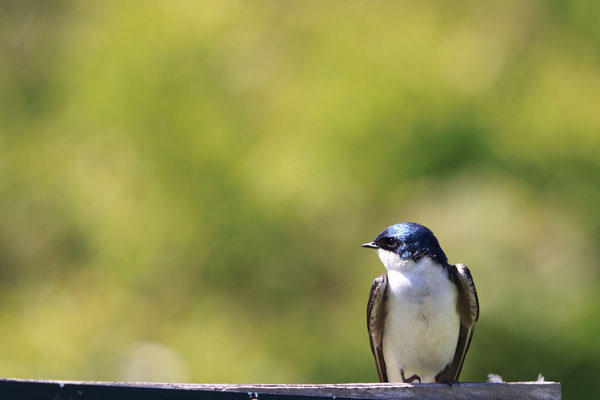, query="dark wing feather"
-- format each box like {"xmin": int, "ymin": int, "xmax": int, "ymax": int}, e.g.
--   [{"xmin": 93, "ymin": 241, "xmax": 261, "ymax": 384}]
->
[
  {"xmin": 444, "ymin": 263, "xmax": 479, "ymax": 382},
  {"xmin": 367, "ymin": 273, "xmax": 388, "ymax": 382}
]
